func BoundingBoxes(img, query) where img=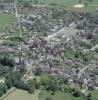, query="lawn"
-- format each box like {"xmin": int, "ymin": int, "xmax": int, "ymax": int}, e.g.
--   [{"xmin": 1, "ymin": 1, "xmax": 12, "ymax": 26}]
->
[
  {"xmin": 38, "ymin": 0, "xmax": 98, "ymax": 12},
  {"xmin": 0, "ymin": 13, "xmax": 16, "ymax": 28},
  {"xmin": 4, "ymin": 89, "xmax": 40, "ymax": 100},
  {"xmin": 91, "ymin": 90, "xmax": 98, "ymax": 100}
]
